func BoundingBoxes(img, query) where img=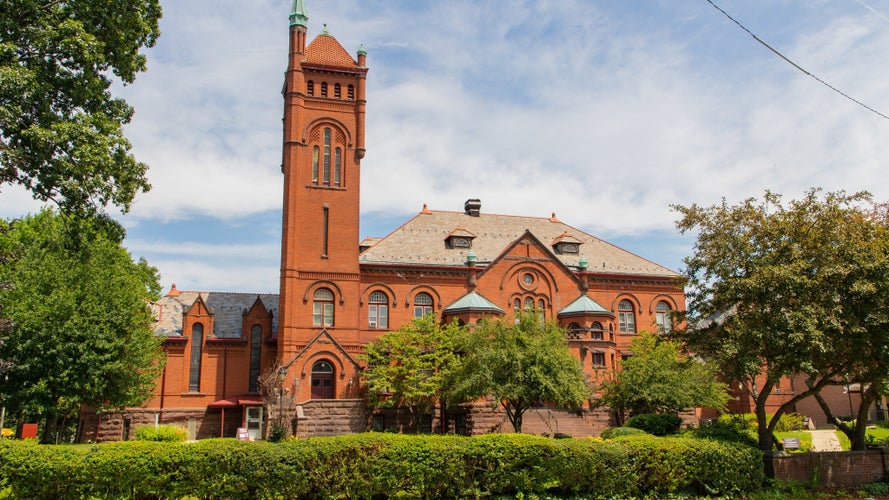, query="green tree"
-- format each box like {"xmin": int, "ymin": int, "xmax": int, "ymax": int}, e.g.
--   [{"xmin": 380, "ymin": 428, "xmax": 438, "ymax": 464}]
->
[
  {"xmin": 672, "ymin": 189, "xmax": 889, "ymax": 451},
  {"xmin": 596, "ymin": 332, "xmax": 728, "ymax": 422},
  {"xmin": 0, "ymin": 0, "xmax": 162, "ymax": 214},
  {"xmin": 0, "ymin": 209, "xmax": 164, "ymax": 443},
  {"xmin": 360, "ymin": 316, "xmax": 466, "ymax": 432},
  {"xmin": 447, "ymin": 313, "xmax": 590, "ymax": 433}
]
